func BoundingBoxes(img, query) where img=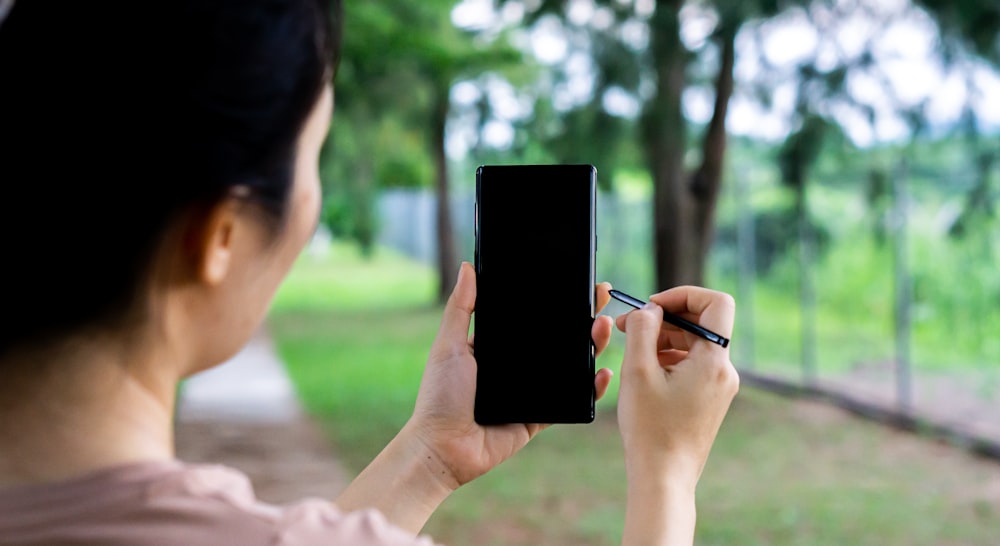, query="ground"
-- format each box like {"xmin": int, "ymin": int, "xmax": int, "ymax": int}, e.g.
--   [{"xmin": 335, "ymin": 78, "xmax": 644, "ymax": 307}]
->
[
  {"xmin": 174, "ymin": 417, "xmax": 349, "ymax": 505},
  {"xmin": 173, "ymin": 386, "xmax": 1000, "ymax": 509},
  {"xmin": 171, "ymin": 330, "xmax": 1000, "ymax": 543}
]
